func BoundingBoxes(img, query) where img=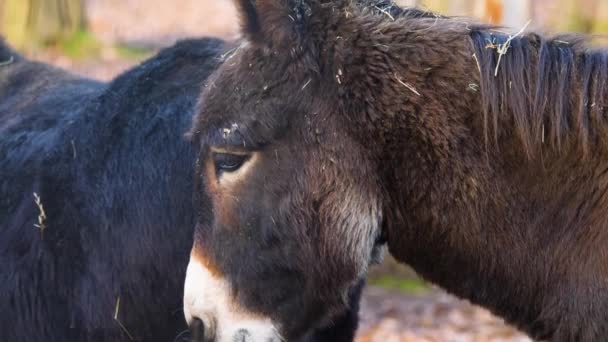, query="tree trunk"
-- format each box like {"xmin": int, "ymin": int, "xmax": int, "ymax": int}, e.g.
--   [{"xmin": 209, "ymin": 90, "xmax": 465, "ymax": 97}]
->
[{"xmin": 1, "ymin": 0, "xmax": 86, "ymax": 50}]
